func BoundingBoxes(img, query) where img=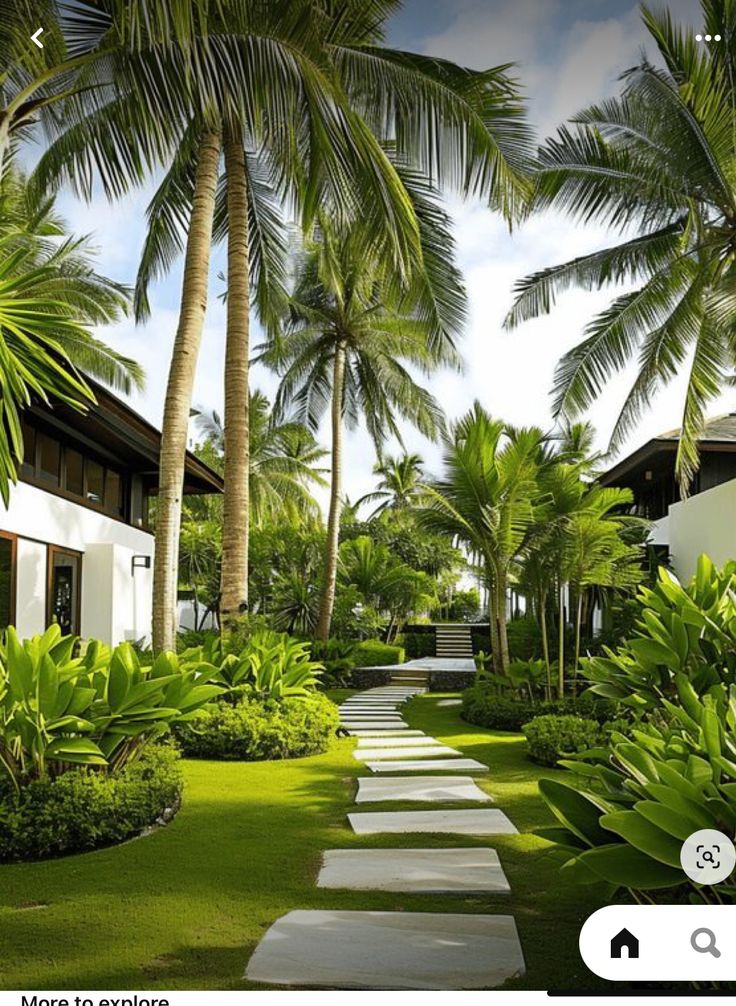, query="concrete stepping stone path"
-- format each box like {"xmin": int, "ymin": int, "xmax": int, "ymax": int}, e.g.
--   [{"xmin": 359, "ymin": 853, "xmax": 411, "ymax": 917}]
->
[
  {"xmin": 341, "ymin": 722, "xmax": 409, "ymax": 731},
  {"xmin": 245, "ymin": 909, "xmax": 525, "ymax": 990},
  {"xmin": 347, "ymin": 728, "xmax": 424, "ymax": 737},
  {"xmin": 365, "ymin": 757, "xmax": 488, "ymax": 774},
  {"xmin": 353, "ymin": 745, "xmax": 461, "ymax": 761},
  {"xmin": 348, "ymin": 807, "xmax": 518, "ymax": 836},
  {"xmin": 317, "ymin": 848, "xmax": 511, "ymax": 894},
  {"xmin": 355, "ymin": 775, "xmax": 492, "ymax": 804},
  {"xmin": 357, "ymin": 735, "xmax": 442, "ymax": 748}
]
